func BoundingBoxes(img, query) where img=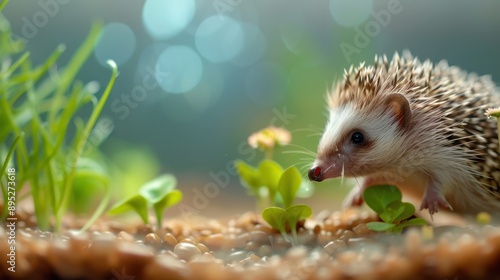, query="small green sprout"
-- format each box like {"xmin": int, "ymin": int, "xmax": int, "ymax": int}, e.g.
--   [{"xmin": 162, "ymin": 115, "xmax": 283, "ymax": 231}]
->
[
  {"xmin": 236, "ymin": 126, "xmax": 313, "ymax": 210},
  {"xmin": 108, "ymin": 174, "xmax": 182, "ymax": 229},
  {"xmin": 363, "ymin": 185, "xmax": 427, "ymax": 234},
  {"xmin": 236, "ymin": 126, "xmax": 313, "ymax": 245},
  {"xmin": 235, "ymin": 159, "xmax": 283, "ymax": 208},
  {"xmin": 261, "ymin": 166, "xmax": 312, "ymax": 245}
]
